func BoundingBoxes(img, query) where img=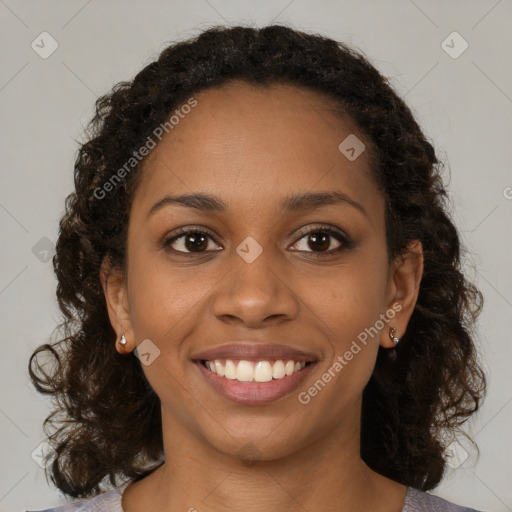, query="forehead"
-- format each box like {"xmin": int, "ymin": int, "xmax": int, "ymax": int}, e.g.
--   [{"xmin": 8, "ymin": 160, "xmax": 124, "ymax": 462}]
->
[{"xmin": 130, "ymin": 81, "xmax": 381, "ymax": 222}]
